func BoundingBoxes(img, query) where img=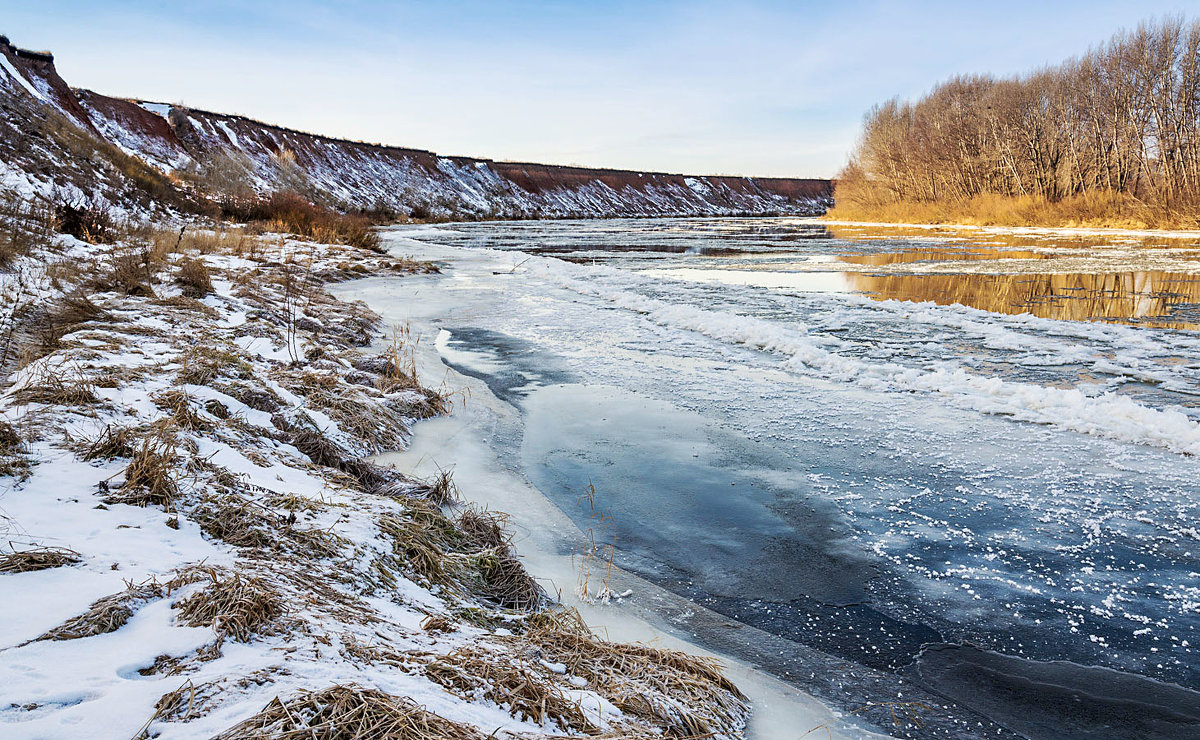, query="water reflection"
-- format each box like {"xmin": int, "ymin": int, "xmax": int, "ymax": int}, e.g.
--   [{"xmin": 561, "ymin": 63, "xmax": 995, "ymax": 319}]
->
[
  {"xmin": 847, "ymin": 270, "xmax": 1200, "ymax": 328},
  {"xmin": 841, "ymin": 247, "xmax": 1052, "ymax": 265}
]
